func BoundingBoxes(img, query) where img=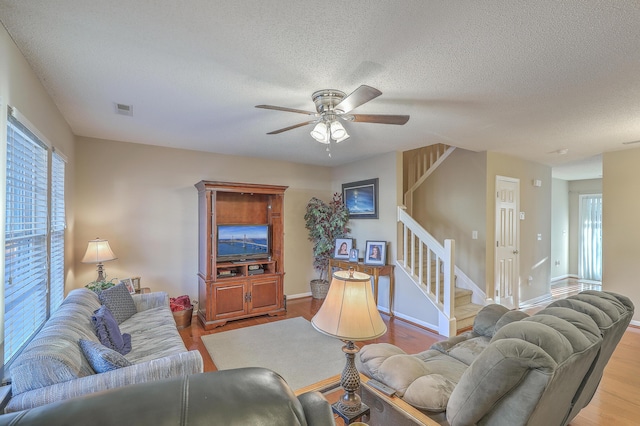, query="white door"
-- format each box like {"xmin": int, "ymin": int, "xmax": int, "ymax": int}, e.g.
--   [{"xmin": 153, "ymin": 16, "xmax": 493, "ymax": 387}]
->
[{"xmin": 495, "ymin": 176, "xmax": 520, "ymax": 309}]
